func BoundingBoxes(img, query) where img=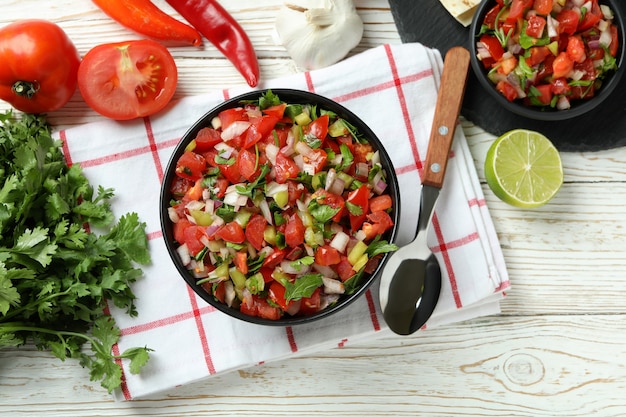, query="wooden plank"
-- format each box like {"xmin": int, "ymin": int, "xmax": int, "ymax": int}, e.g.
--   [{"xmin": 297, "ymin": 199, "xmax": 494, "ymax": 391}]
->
[{"xmin": 1, "ymin": 315, "xmax": 625, "ymax": 416}]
